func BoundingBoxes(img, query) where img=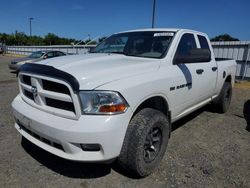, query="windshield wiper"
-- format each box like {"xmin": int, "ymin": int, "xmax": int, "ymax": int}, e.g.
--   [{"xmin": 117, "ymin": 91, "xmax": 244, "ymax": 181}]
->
[{"xmin": 90, "ymin": 51, "xmax": 128, "ymax": 55}]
